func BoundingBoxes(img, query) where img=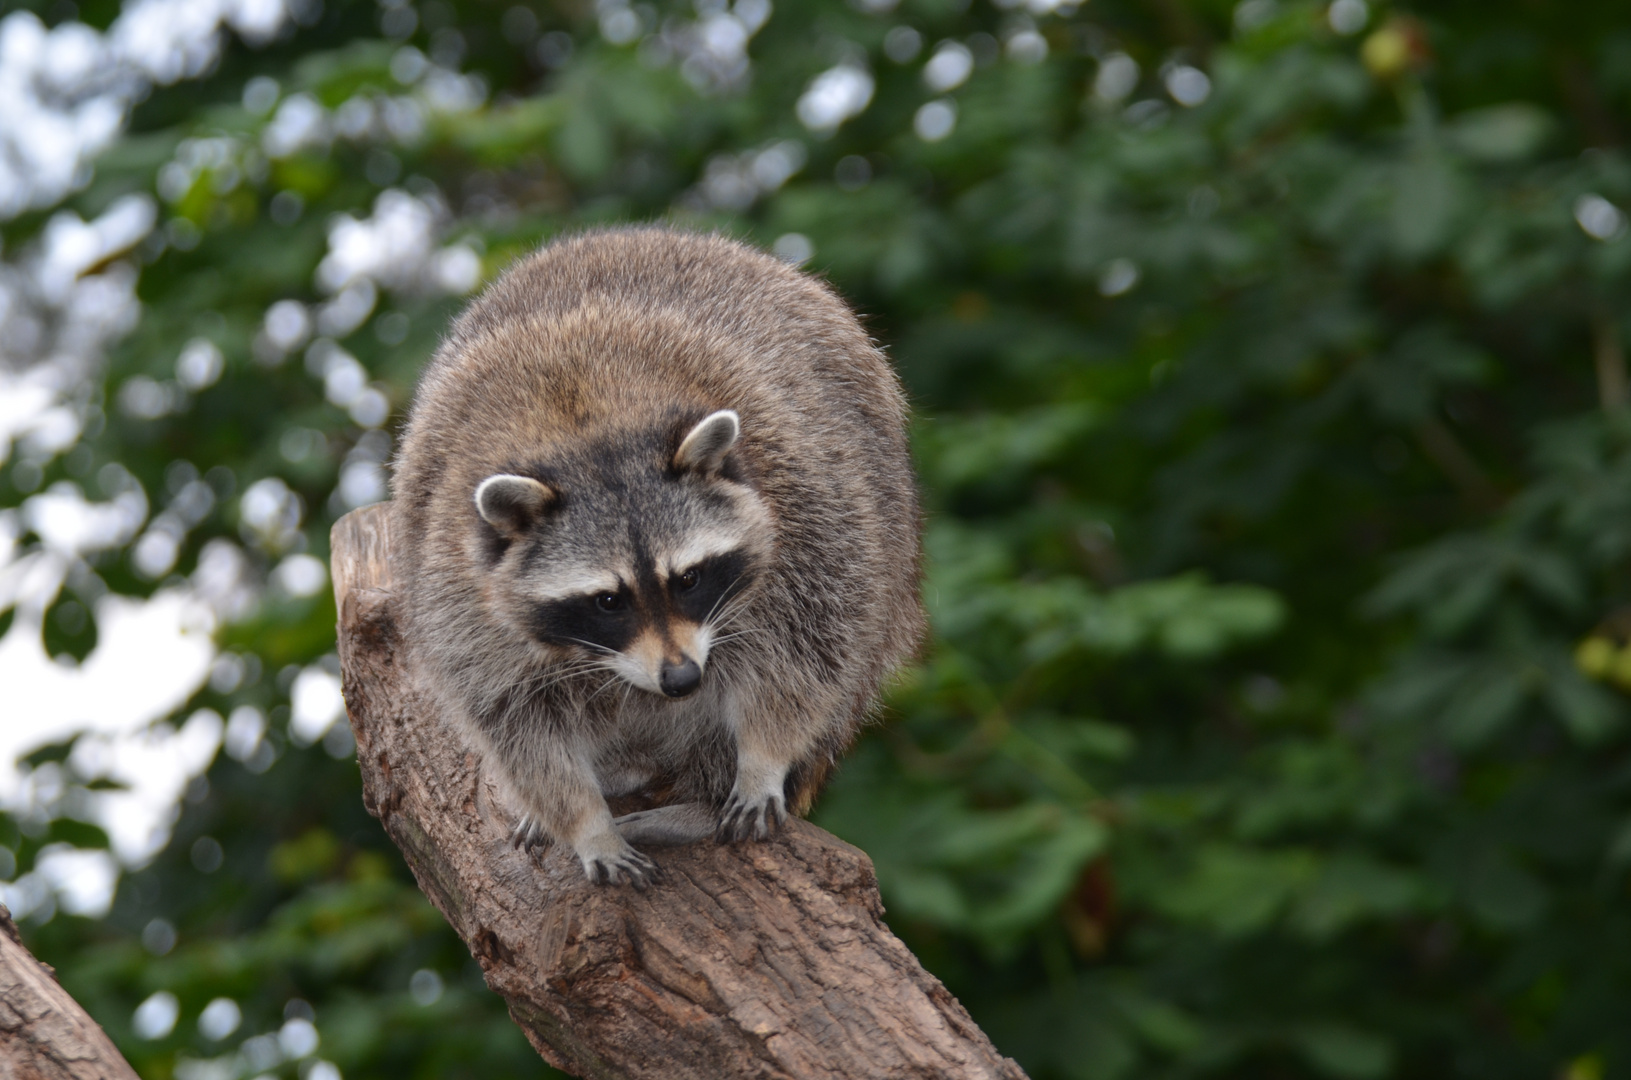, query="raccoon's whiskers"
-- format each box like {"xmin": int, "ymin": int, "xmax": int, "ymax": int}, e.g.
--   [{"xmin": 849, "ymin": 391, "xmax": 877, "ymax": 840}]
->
[
  {"xmin": 709, "ymin": 628, "xmax": 768, "ymax": 647},
  {"xmin": 708, "ymin": 611, "xmax": 757, "ymax": 642},
  {"xmin": 706, "ymin": 593, "xmax": 754, "ymax": 634},
  {"xmin": 581, "ymin": 671, "xmax": 623, "ymax": 707},
  {"xmin": 523, "ymin": 657, "xmax": 601, "ymax": 680},
  {"xmin": 701, "ymin": 581, "xmax": 750, "ymax": 628},
  {"xmin": 564, "ymin": 637, "xmax": 618, "ymax": 656},
  {"xmin": 514, "ymin": 659, "xmax": 603, "ymax": 695}
]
